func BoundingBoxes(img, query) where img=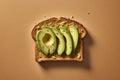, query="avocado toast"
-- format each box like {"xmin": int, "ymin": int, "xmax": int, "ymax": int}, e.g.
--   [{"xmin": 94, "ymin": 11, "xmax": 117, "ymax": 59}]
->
[{"xmin": 31, "ymin": 17, "xmax": 87, "ymax": 62}]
